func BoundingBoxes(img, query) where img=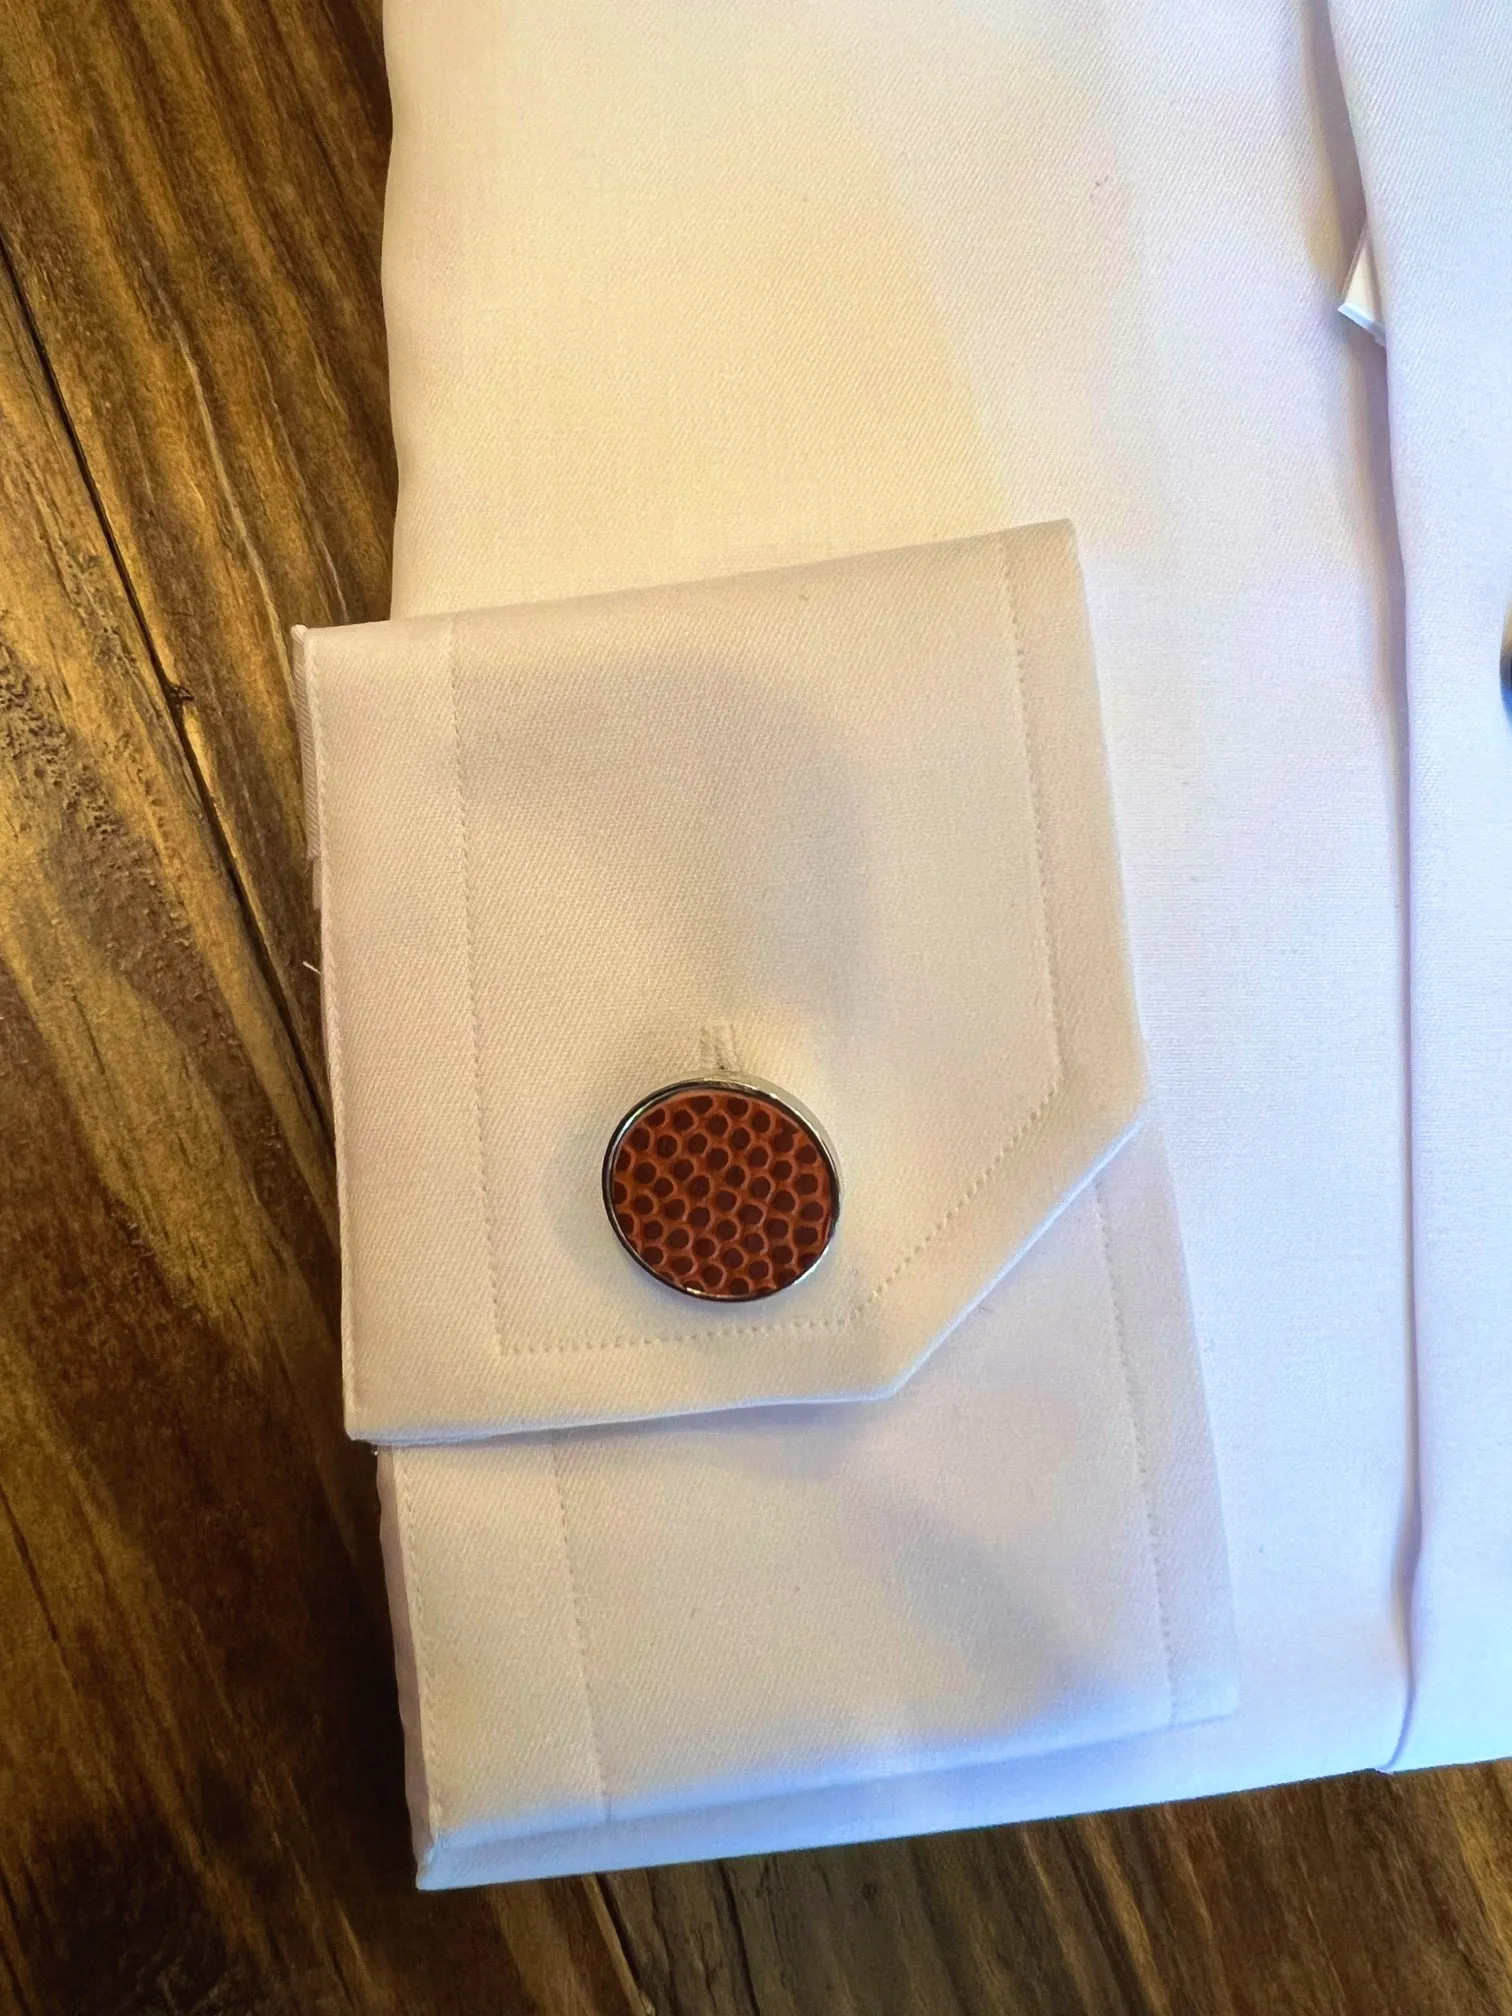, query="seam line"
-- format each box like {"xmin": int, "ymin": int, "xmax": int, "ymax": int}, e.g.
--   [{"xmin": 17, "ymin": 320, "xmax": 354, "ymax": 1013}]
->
[
  {"xmin": 449, "ymin": 615, "xmax": 507, "ymax": 1346},
  {"xmin": 1095, "ymin": 1175, "xmax": 1176, "ymax": 1728},
  {"xmin": 549, "ymin": 1441, "xmax": 610, "ymax": 1819}
]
